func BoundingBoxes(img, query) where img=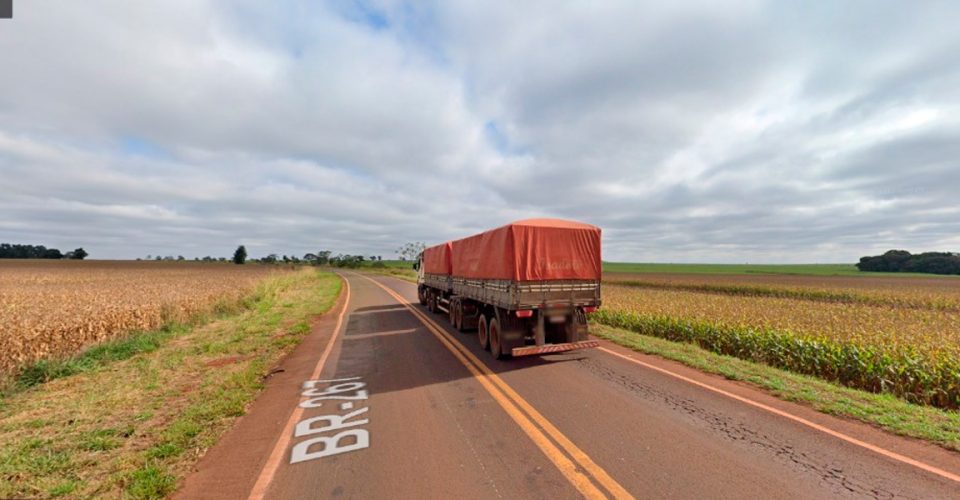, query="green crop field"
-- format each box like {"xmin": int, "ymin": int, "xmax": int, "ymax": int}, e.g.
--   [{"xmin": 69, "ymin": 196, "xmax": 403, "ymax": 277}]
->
[
  {"xmin": 375, "ymin": 259, "xmax": 417, "ymax": 269},
  {"xmin": 594, "ymin": 262, "xmax": 960, "ymax": 411},
  {"xmin": 601, "ymin": 262, "xmax": 959, "ymax": 277}
]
